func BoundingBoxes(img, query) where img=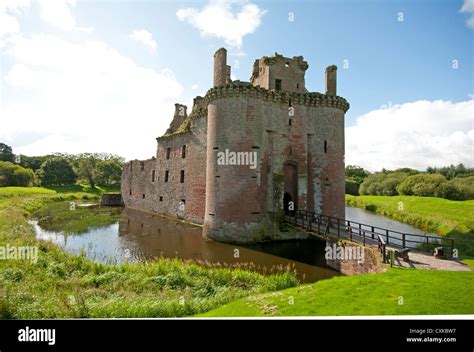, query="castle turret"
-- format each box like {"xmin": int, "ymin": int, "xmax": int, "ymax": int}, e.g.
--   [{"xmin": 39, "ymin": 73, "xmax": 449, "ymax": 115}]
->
[
  {"xmin": 204, "ymin": 51, "xmax": 264, "ymax": 243},
  {"xmin": 213, "ymin": 48, "xmax": 231, "ymax": 87},
  {"xmin": 325, "ymin": 65, "xmax": 337, "ymax": 96}
]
